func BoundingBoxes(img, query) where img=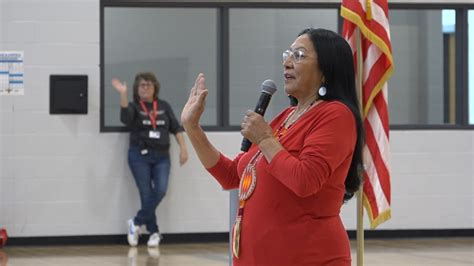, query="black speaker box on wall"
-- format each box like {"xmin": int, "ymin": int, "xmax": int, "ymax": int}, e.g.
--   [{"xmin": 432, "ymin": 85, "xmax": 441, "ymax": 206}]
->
[{"xmin": 49, "ymin": 75, "xmax": 88, "ymax": 114}]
